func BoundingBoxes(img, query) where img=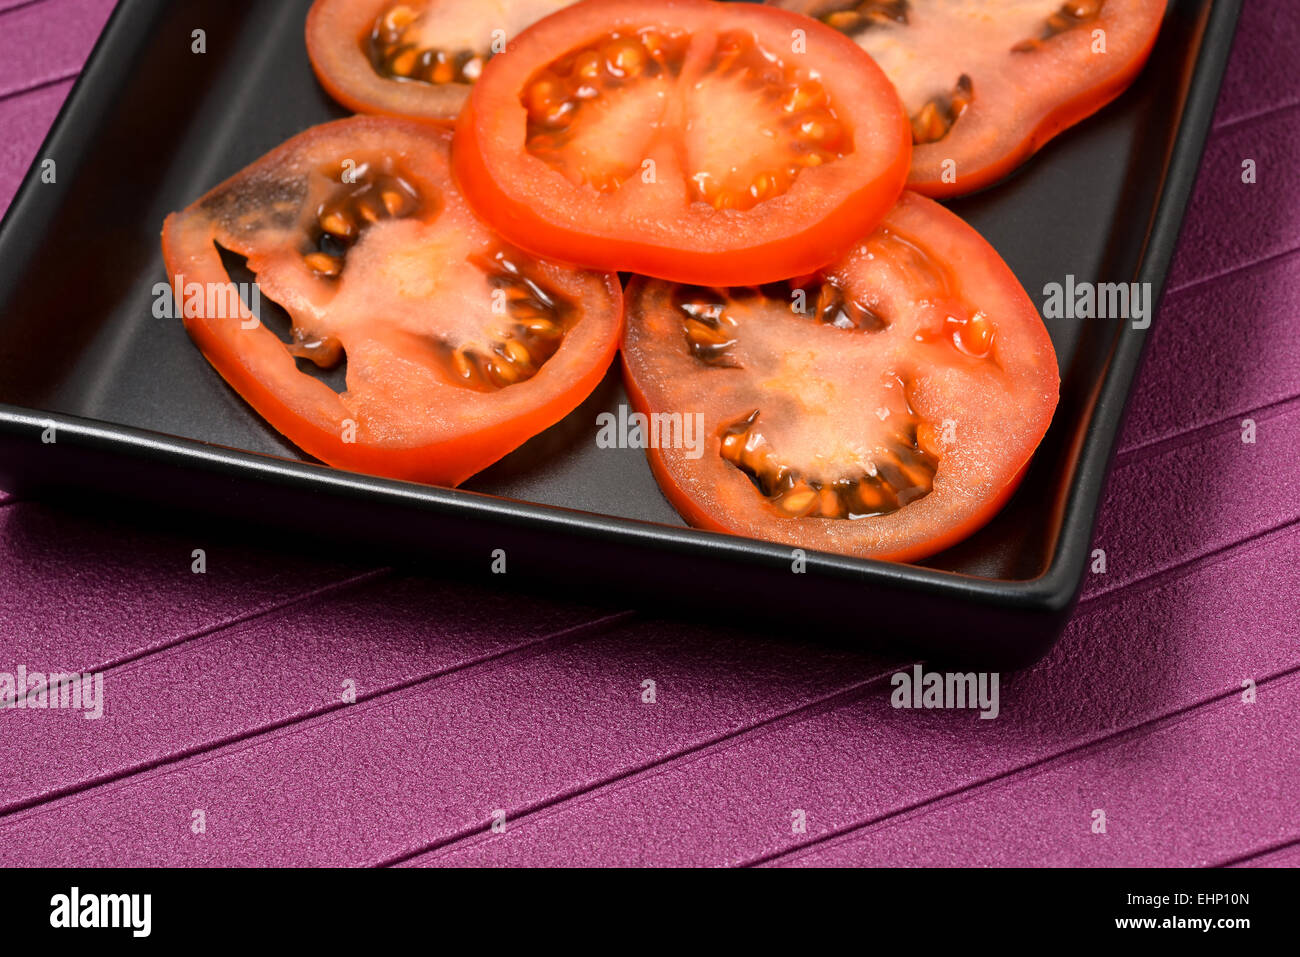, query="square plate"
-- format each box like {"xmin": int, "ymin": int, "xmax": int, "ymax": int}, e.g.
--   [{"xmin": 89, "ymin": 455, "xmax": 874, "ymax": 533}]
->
[{"xmin": 0, "ymin": 0, "xmax": 1241, "ymax": 665}]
